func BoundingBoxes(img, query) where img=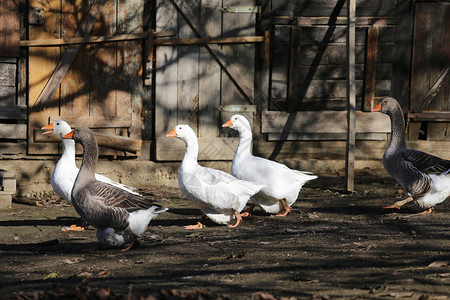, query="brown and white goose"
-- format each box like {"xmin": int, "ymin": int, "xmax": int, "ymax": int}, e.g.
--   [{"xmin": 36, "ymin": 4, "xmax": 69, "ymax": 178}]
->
[
  {"xmin": 372, "ymin": 97, "xmax": 450, "ymax": 213},
  {"xmin": 63, "ymin": 127, "xmax": 168, "ymax": 250}
]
